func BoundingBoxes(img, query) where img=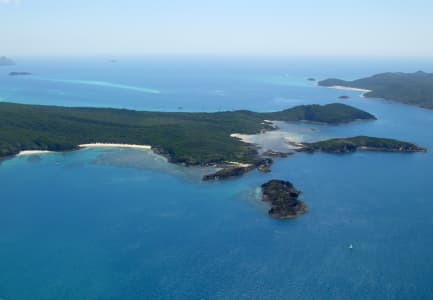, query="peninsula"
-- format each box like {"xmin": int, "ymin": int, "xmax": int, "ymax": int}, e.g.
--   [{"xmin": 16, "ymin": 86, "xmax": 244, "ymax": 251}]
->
[
  {"xmin": 319, "ymin": 71, "xmax": 433, "ymax": 109},
  {"xmin": 298, "ymin": 136, "xmax": 426, "ymax": 153}
]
